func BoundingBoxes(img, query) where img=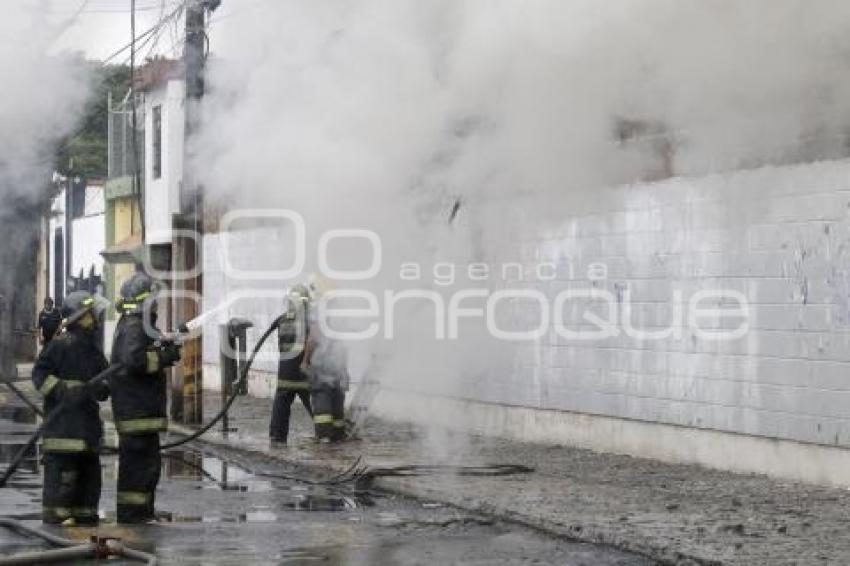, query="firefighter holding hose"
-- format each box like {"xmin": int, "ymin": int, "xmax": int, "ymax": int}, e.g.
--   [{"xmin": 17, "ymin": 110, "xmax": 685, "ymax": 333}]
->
[
  {"xmin": 32, "ymin": 291, "xmax": 109, "ymax": 525},
  {"xmin": 110, "ymin": 272, "xmax": 181, "ymax": 523},
  {"xmin": 269, "ymin": 284, "xmax": 313, "ymax": 444}
]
